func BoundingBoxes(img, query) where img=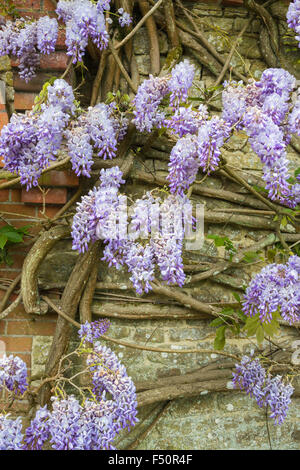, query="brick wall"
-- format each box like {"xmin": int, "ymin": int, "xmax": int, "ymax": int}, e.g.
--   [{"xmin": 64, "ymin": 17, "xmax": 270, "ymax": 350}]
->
[{"xmin": 0, "ymin": 0, "xmax": 78, "ymax": 394}]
